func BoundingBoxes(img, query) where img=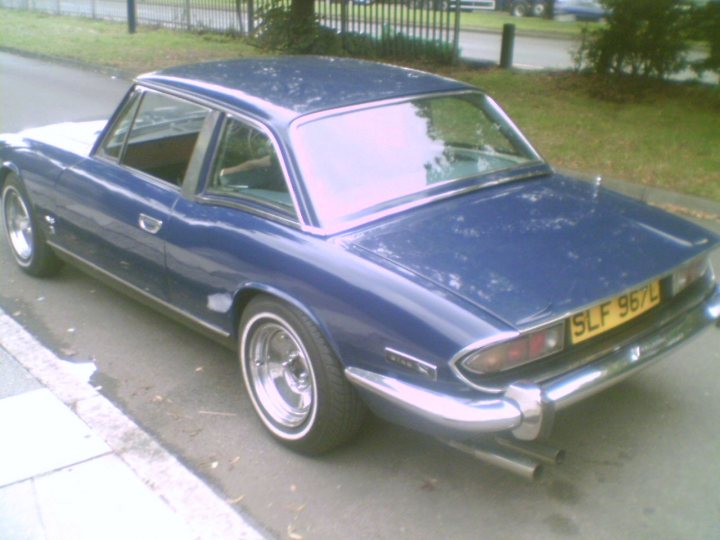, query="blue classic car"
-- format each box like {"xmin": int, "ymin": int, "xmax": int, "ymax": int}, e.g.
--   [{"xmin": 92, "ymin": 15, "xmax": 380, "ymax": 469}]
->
[{"xmin": 2, "ymin": 57, "xmax": 719, "ymax": 476}]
